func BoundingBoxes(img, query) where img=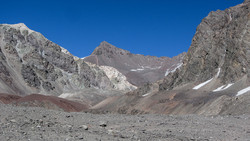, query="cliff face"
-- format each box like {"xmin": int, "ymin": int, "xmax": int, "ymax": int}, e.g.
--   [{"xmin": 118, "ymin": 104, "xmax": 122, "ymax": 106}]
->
[
  {"xmin": 0, "ymin": 23, "xmax": 134, "ymax": 97},
  {"xmin": 84, "ymin": 41, "xmax": 185, "ymax": 86},
  {"xmin": 159, "ymin": 1, "xmax": 250, "ymax": 91}
]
